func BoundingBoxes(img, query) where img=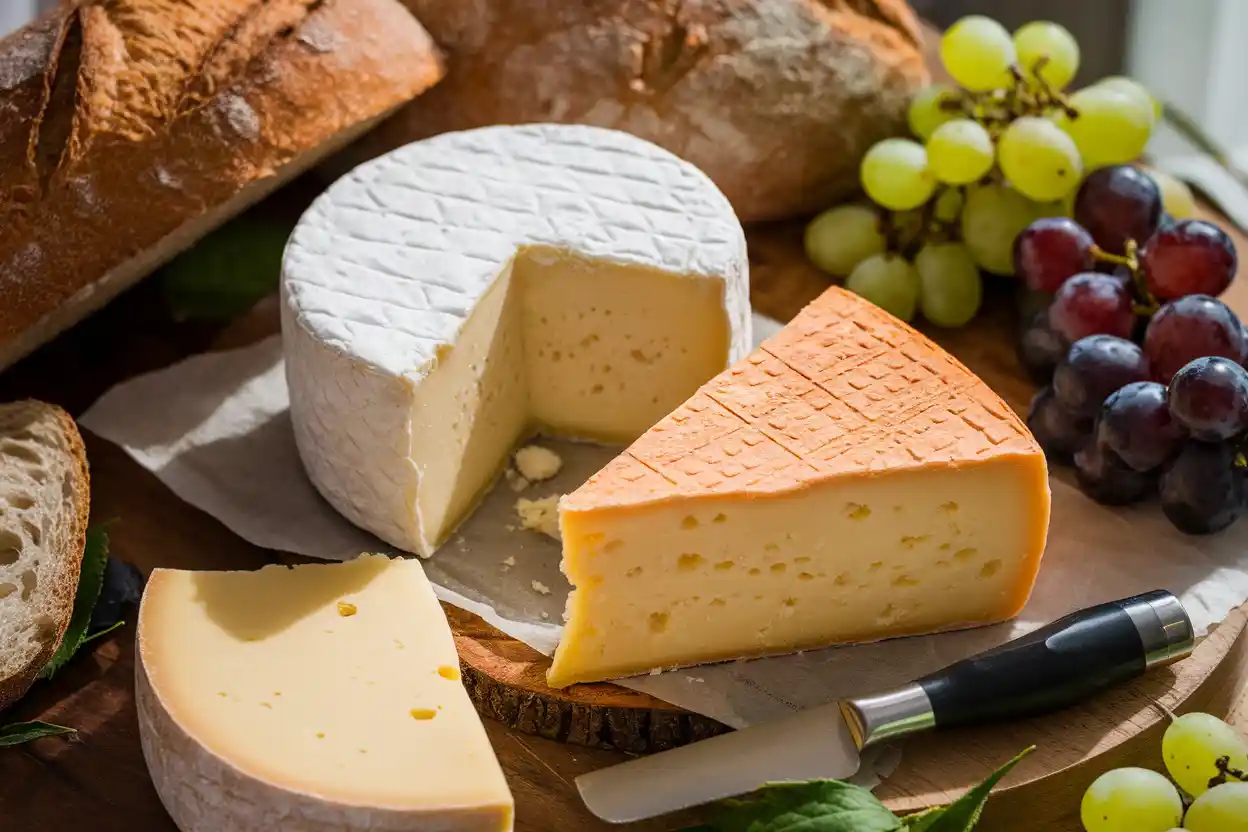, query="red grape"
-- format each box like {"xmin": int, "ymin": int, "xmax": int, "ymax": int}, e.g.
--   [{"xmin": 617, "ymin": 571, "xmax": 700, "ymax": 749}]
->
[
  {"xmin": 1097, "ymin": 381, "xmax": 1184, "ymax": 471},
  {"xmin": 1027, "ymin": 386, "xmax": 1091, "ymax": 461},
  {"xmin": 1053, "ymin": 335, "xmax": 1151, "ymax": 418},
  {"xmin": 1018, "ymin": 308, "xmax": 1066, "ymax": 383},
  {"xmin": 1049, "ymin": 272, "xmax": 1136, "ymax": 342},
  {"xmin": 1141, "ymin": 219, "xmax": 1237, "ymax": 300},
  {"xmin": 1143, "ymin": 295, "xmax": 1247, "ymax": 383},
  {"xmin": 1160, "ymin": 441, "xmax": 1245, "ymax": 534},
  {"xmin": 1074, "ymin": 441, "xmax": 1156, "ymax": 506},
  {"xmin": 1074, "ymin": 166, "xmax": 1162, "ymax": 255},
  {"xmin": 1013, "ymin": 218, "xmax": 1096, "ymax": 292},
  {"xmin": 1167, "ymin": 356, "xmax": 1248, "ymax": 441}
]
